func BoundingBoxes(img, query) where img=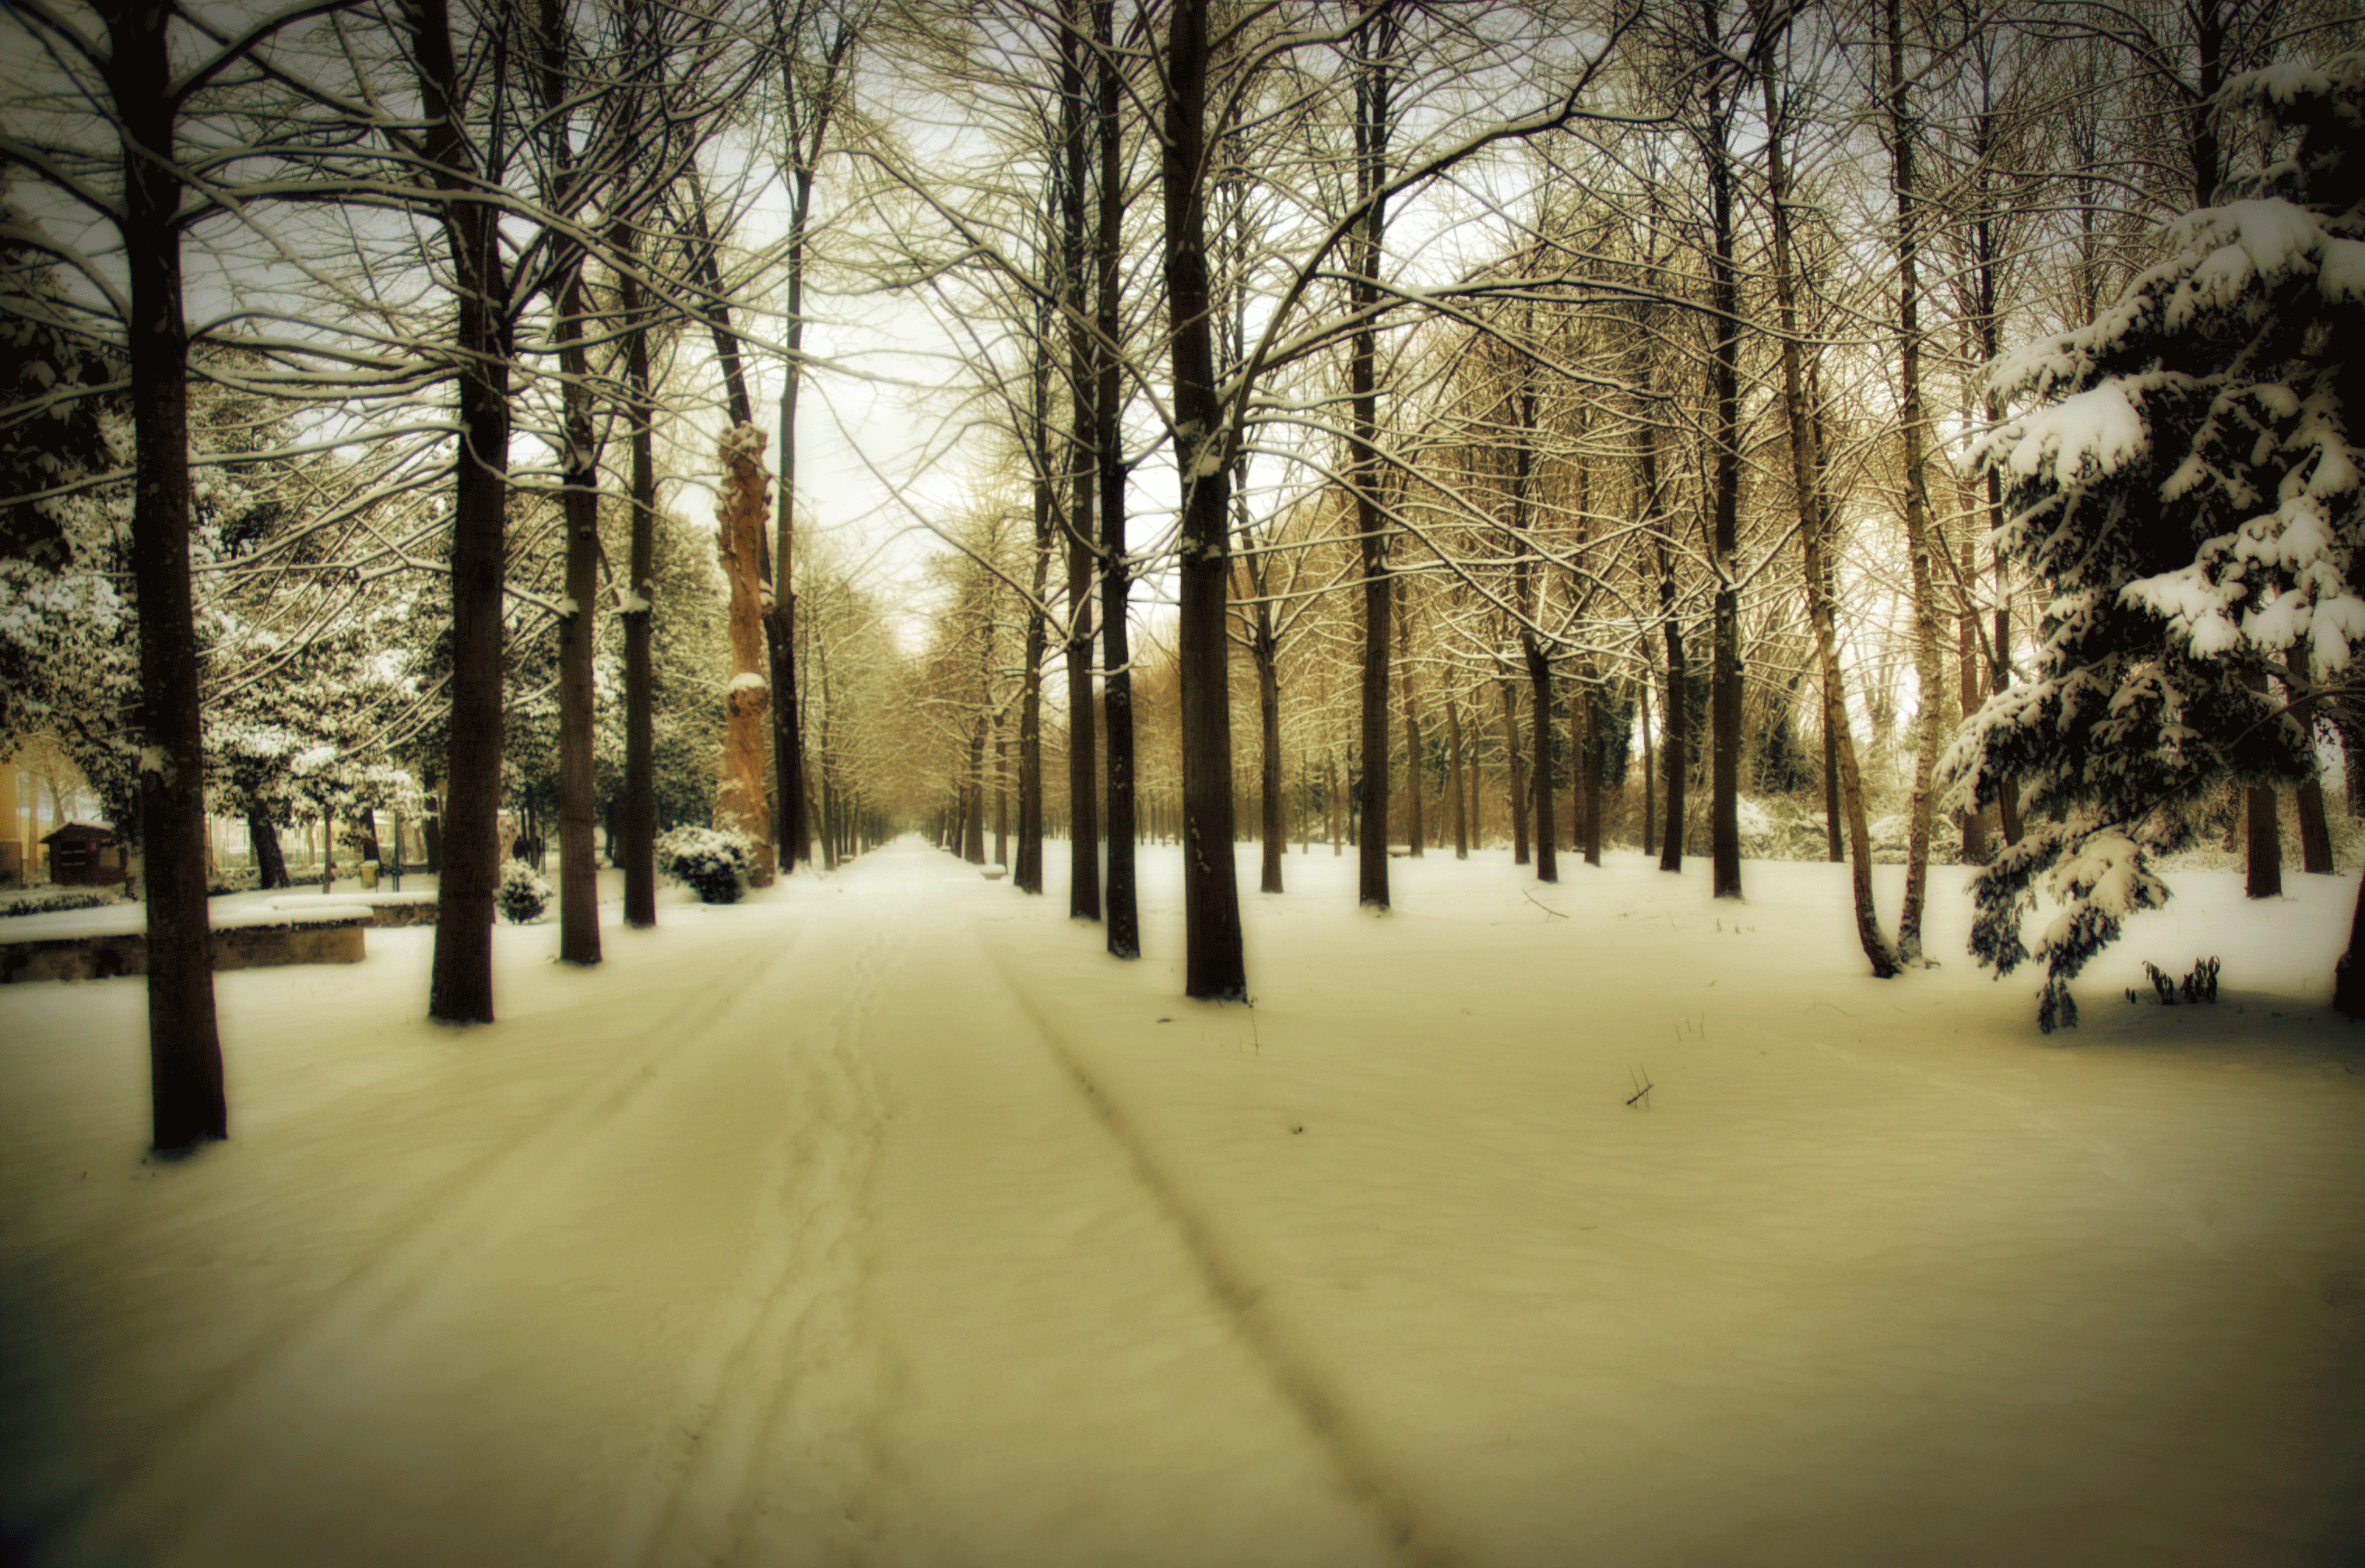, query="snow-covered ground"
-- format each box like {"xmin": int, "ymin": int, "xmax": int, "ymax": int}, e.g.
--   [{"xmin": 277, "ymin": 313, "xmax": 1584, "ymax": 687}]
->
[{"xmin": 2, "ymin": 838, "xmax": 2359, "ymax": 1566}]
